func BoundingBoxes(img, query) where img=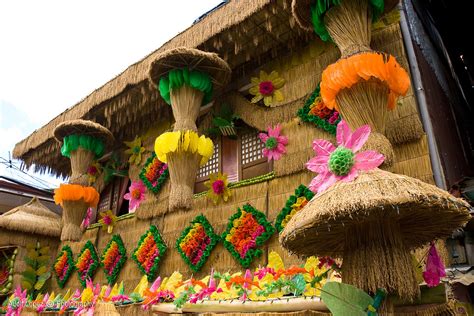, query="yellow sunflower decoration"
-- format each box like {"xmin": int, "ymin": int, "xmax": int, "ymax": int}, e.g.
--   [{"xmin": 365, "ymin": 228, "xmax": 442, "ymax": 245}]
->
[
  {"xmin": 124, "ymin": 136, "xmax": 146, "ymax": 166},
  {"xmin": 154, "ymin": 131, "xmax": 214, "ymax": 166},
  {"xmin": 205, "ymin": 172, "xmax": 232, "ymax": 205},
  {"xmin": 249, "ymin": 70, "xmax": 285, "ymax": 107}
]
